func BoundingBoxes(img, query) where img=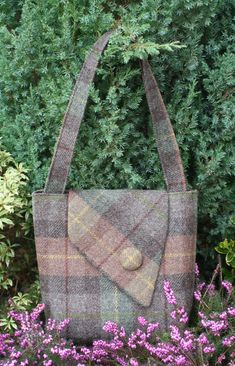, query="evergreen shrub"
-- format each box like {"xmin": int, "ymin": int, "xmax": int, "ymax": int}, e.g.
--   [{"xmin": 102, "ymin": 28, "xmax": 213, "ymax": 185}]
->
[{"xmin": 0, "ymin": 0, "xmax": 234, "ymax": 272}]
